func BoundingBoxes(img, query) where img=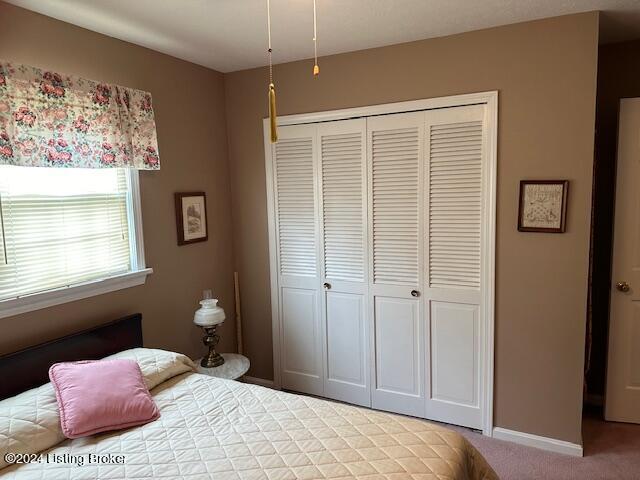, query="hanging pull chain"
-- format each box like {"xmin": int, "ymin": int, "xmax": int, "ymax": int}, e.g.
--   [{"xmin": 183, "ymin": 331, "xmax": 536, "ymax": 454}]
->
[
  {"xmin": 267, "ymin": 0, "xmax": 277, "ymax": 142},
  {"xmin": 313, "ymin": 0, "xmax": 319, "ymax": 76},
  {"xmin": 267, "ymin": 0, "xmax": 273, "ymax": 85}
]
